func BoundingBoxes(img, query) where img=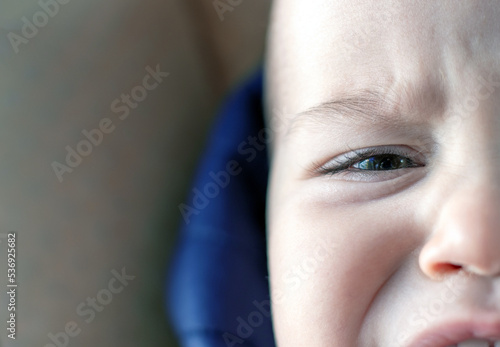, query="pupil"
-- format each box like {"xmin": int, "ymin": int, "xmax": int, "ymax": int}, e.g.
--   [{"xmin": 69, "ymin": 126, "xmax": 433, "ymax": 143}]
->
[{"xmin": 379, "ymin": 157, "xmax": 396, "ymax": 170}]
